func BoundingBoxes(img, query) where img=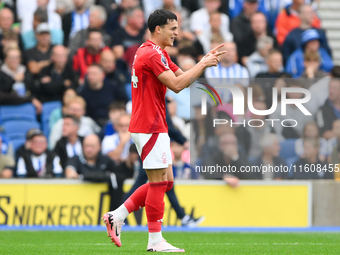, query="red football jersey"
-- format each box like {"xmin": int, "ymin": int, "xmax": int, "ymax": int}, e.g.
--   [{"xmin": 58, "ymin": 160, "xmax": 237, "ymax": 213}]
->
[{"xmin": 129, "ymin": 40, "xmax": 179, "ymax": 133}]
